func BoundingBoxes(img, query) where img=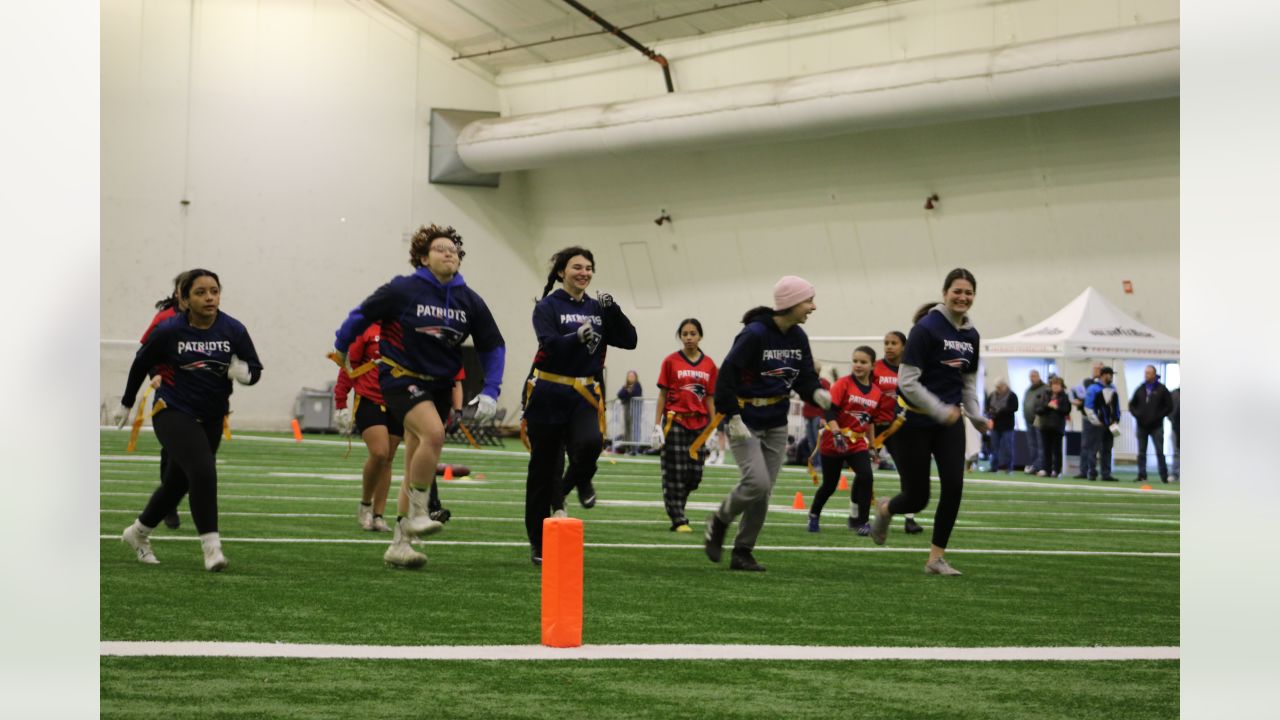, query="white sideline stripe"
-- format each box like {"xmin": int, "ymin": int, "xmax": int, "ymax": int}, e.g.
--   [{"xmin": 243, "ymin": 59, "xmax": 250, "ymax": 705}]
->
[
  {"xmin": 97, "ymin": 535, "xmax": 1177, "ymax": 557},
  {"xmin": 99, "ymin": 641, "xmax": 1180, "ymax": 662}
]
